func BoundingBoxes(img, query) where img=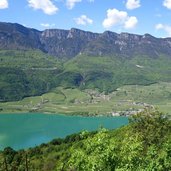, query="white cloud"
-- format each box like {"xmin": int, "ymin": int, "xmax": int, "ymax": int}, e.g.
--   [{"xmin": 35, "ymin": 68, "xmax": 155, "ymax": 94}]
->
[
  {"xmin": 163, "ymin": 0, "xmax": 171, "ymax": 9},
  {"xmin": 102, "ymin": 8, "xmax": 138, "ymax": 29},
  {"xmin": 41, "ymin": 23, "xmax": 56, "ymax": 28},
  {"xmin": 66, "ymin": 0, "xmax": 93, "ymax": 9},
  {"xmin": 0, "ymin": 0, "xmax": 8, "ymax": 9},
  {"xmin": 155, "ymin": 23, "xmax": 171, "ymax": 36},
  {"xmin": 66, "ymin": 0, "xmax": 82, "ymax": 9},
  {"xmin": 28, "ymin": 0, "xmax": 58, "ymax": 15},
  {"xmin": 103, "ymin": 9, "xmax": 127, "ymax": 29},
  {"xmin": 74, "ymin": 15, "xmax": 93, "ymax": 25},
  {"xmin": 155, "ymin": 23, "xmax": 164, "ymax": 30},
  {"xmin": 126, "ymin": 0, "xmax": 141, "ymax": 10},
  {"xmin": 124, "ymin": 16, "xmax": 138, "ymax": 29}
]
